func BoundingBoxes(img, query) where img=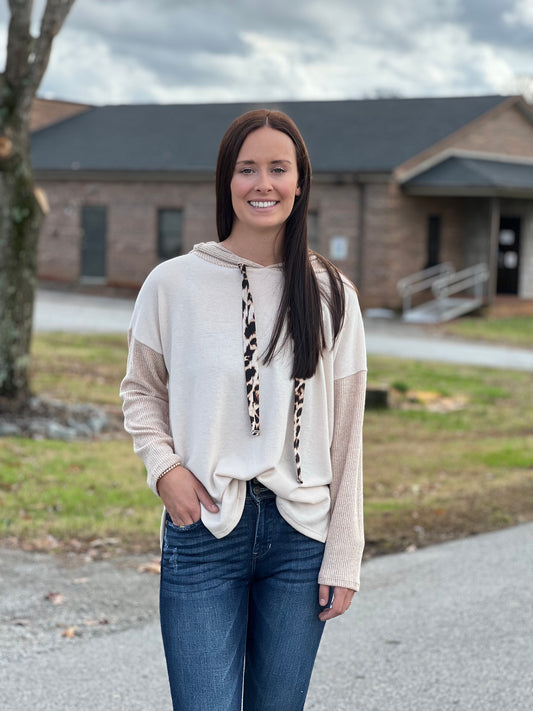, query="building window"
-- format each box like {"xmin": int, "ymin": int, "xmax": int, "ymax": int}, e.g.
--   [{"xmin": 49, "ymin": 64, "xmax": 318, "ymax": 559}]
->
[
  {"xmin": 426, "ymin": 215, "xmax": 441, "ymax": 268},
  {"xmin": 307, "ymin": 210, "xmax": 320, "ymax": 253},
  {"xmin": 80, "ymin": 205, "xmax": 107, "ymax": 280},
  {"xmin": 158, "ymin": 209, "xmax": 183, "ymax": 260}
]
